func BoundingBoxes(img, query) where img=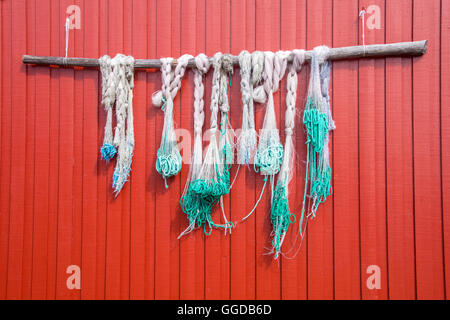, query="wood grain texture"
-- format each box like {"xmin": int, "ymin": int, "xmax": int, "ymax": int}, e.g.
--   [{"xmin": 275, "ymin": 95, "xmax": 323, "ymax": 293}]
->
[
  {"xmin": 0, "ymin": 0, "xmax": 447, "ymax": 300},
  {"xmin": 386, "ymin": 0, "xmax": 416, "ymax": 300},
  {"xmin": 412, "ymin": 0, "xmax": 445, "ymax": 300}
]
